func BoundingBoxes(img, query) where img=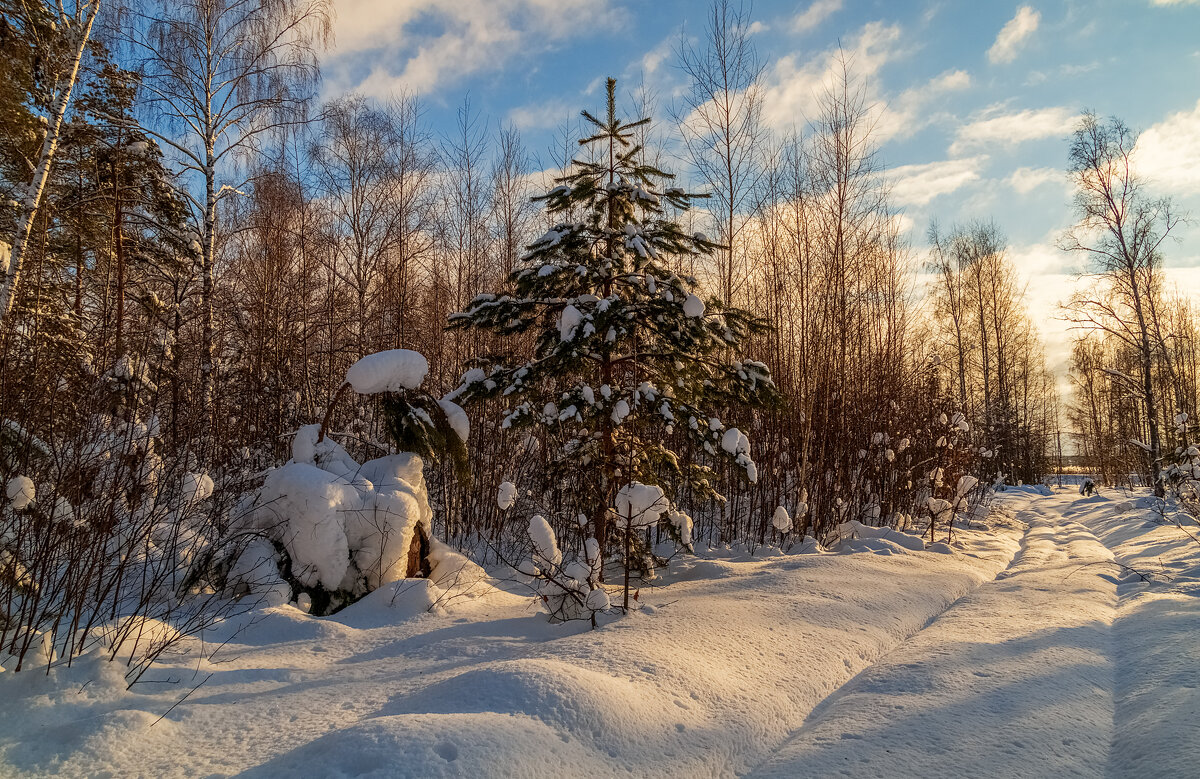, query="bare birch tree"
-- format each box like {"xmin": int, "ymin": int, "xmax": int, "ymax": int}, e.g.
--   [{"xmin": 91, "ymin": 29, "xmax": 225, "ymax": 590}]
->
[
  {"xmin": 675, "ymin": 0, "xmax": 765, "ymax": 307},
  {"xmin": 1062, "ymin": 112, "xmax": 1182, "ymax": 497},
  {"xmin": 121, "ymin": 0, "xmax": 331, "ymax": 456}
]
